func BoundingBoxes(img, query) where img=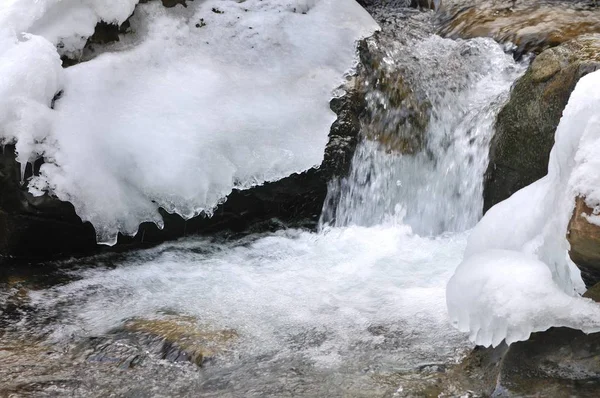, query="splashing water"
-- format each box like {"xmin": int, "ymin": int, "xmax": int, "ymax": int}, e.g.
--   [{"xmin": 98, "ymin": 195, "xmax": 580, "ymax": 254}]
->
[{"xmin": 322, "ymin": 35, "xmax": 527, "ymax": 235}]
